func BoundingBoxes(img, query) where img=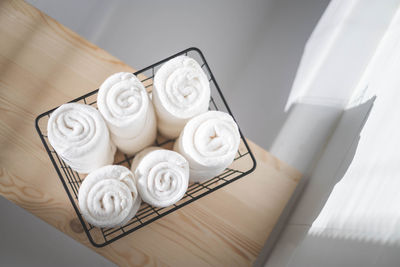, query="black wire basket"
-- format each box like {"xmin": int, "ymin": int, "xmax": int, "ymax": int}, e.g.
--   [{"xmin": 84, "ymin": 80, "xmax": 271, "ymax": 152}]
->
[{"xmin": 35, "ymin": 47, "xmax": 256, "ymax": 247}]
